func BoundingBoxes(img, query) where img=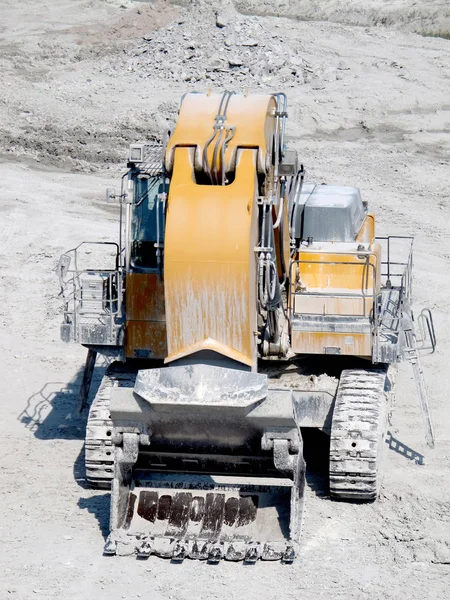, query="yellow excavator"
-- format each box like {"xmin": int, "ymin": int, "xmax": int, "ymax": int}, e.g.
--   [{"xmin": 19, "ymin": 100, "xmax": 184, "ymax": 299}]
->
[{"xmin": 58, "ymin": 91, "xmax": 436, "ymax": 562}]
